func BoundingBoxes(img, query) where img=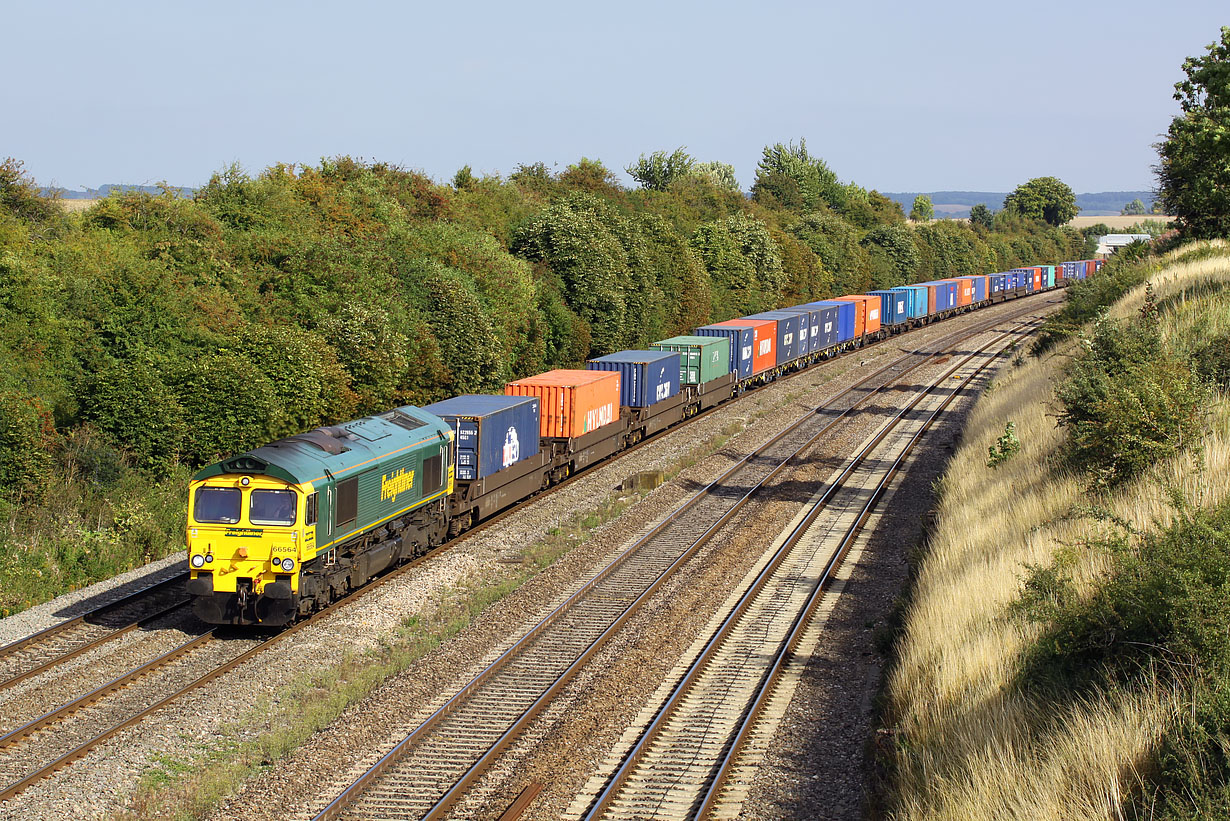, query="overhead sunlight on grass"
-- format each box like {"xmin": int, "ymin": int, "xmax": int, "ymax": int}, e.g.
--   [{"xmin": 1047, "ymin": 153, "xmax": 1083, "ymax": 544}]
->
[{"xmin": 884, "ymin": 241, "xmax": 1230, "ymax": 820}]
